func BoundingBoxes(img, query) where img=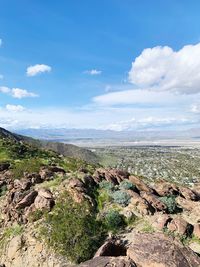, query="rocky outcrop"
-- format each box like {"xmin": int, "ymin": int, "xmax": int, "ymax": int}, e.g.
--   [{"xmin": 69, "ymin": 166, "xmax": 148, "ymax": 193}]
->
[
  {"xmin": 167, "ymin": 217, "xmax": 193, "ymax": 236},
  {"xmin": 93, "ymin": 168, "xmax": 129, "ymax": 184},
  {"xmin": 125, "ymin": 232, "xmax": 200, "ymax": 267},
  {"xmin": 140, "ymin": 191, "xmax": 167, "ymax": 212},
  {"xmin": 151, "ymin": 213, "xmax": 171, "ymax": 230},
  {"xmin": 79, "ymin": 256, "xmax": 136, "ymax": 267},
  {"xmin": 126, "ymin": 191, "xmax": 154, "ymax": 215},
  {"xmin": 129, "ymin": 175, "xmax": 153, "ymax": 193}
]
